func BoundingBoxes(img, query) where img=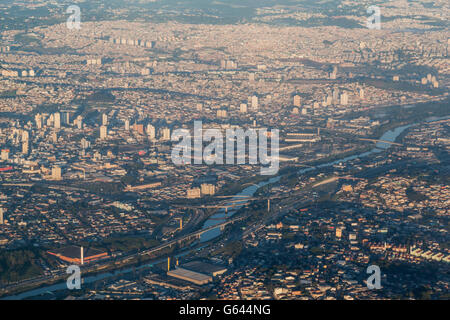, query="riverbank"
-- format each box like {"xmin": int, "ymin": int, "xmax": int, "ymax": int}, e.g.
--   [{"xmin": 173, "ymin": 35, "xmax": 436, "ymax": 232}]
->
[{"xmin": 2, "ymin": 105, "xmax": 449, "ymax": 299}]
